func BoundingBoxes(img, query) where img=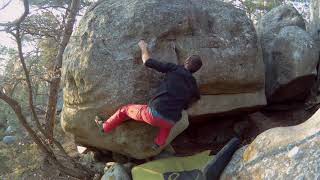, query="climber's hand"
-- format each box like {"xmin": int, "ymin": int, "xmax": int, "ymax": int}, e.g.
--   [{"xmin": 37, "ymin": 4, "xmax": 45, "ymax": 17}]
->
[
  {"xmin": 138, "ymin": 40, "xmax": 148, "ymax": 50},
  {"xmin": 138, "ymin": 40, "xmax": 151, "ymax": 64}
]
